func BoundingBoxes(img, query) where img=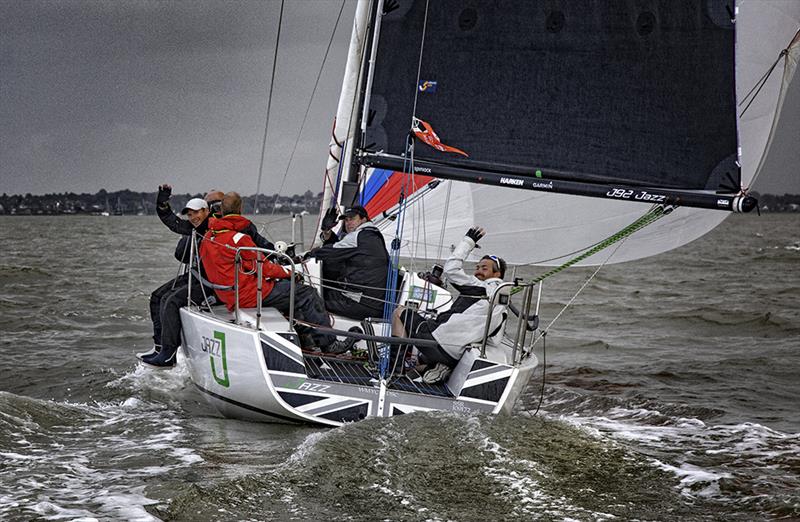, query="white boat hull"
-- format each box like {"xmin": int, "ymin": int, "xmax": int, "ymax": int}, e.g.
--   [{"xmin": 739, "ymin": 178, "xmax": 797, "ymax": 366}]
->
[{"xmin": 180, "ymin": 307, "xmax": 538, "ymax": 427}]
